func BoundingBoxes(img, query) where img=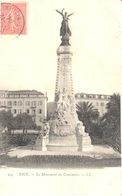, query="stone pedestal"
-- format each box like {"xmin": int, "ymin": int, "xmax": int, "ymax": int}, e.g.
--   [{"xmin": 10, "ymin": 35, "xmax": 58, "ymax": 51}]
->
[
  {"xmin": 34, "ymin": 135, "xmax": 48, "ymax": 151},
  {"xmin": 42, "ymin": 136, "xmax": 48, "ymax": 151},
  {"xmin": 75, "ymin": 122, "xmax": 92, "ymax": 152},
  {"xmin": 47, "ymin": 134, "xmax": 78, "ymax": 152},
  {"xmin": 78, "ymin": 133, "xmax": 92, "ymax": 152},
  {"xmin": 83, "ymin": 134, "xmax": 92, "ymax": 148}
]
